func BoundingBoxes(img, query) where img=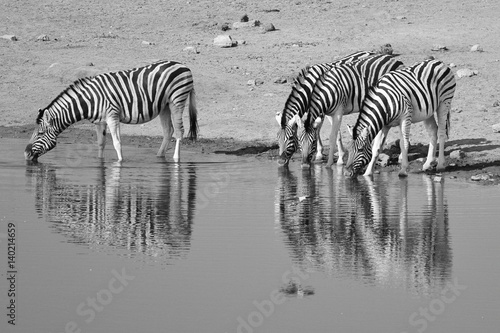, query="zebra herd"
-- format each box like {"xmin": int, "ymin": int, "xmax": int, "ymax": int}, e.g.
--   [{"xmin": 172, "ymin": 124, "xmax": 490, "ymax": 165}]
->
[{"xmin": 24, "ymin": 51, "xmax": 456, "ymax": 177}]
